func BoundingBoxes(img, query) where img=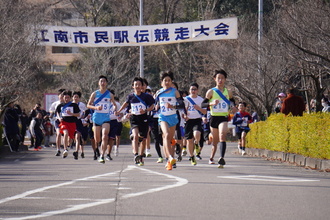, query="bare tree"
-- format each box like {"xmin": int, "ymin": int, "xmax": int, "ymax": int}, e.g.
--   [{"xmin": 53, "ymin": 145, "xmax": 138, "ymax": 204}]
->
[
  {"xmin": 275, "ymin": 0, "xmax": 330, "ymax": 111},
  {"xmin": 0, "ymin": 0, "xmax": 47, "ymax": 119}
]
